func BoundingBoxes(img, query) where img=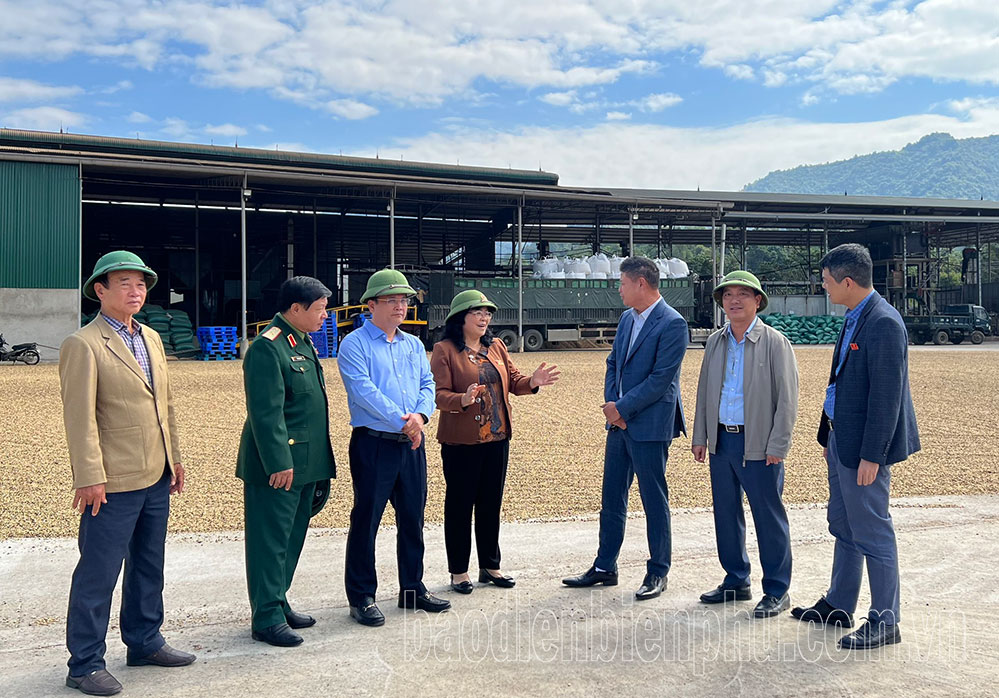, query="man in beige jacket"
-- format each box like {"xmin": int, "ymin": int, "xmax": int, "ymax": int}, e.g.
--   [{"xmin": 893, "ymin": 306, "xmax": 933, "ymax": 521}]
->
[
  {"xmin": 691, "ymin": 270, "xmax": 799, "ymax": 618},
  {"xmin": 59, "ymin": 251, "xmax": 195, "ymax": 697}
]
